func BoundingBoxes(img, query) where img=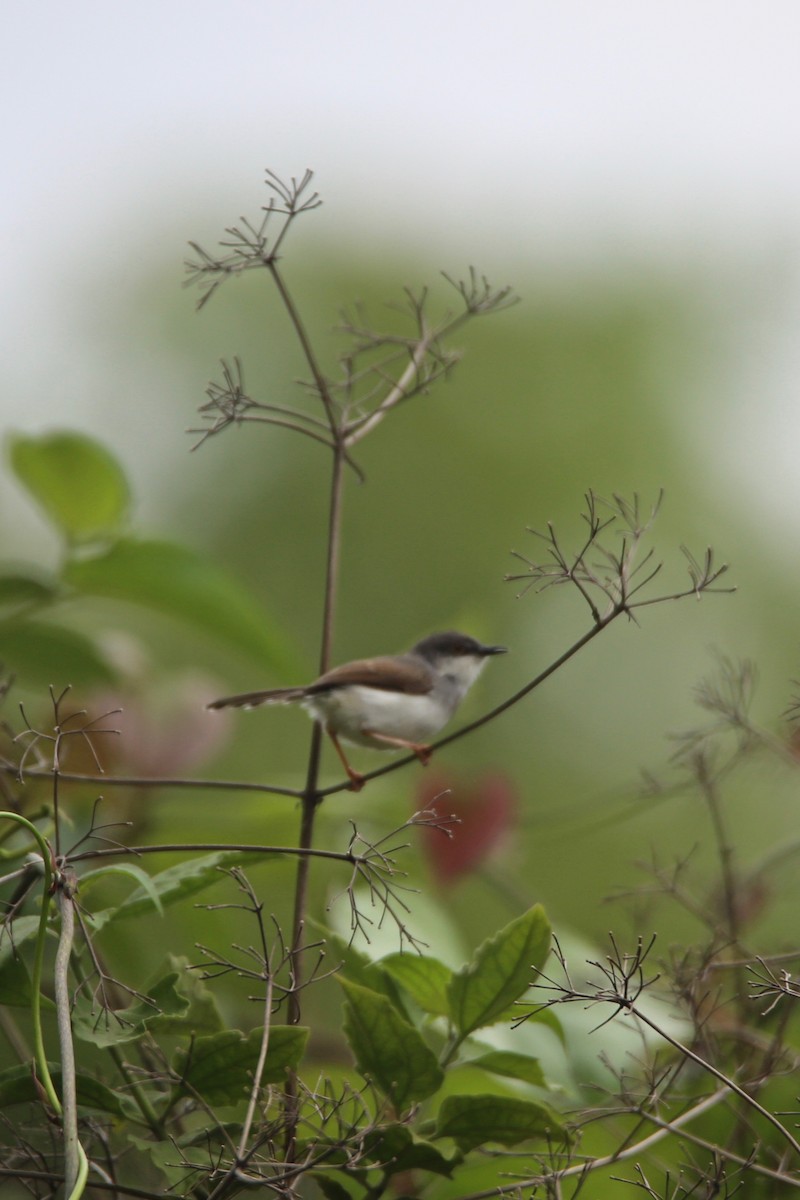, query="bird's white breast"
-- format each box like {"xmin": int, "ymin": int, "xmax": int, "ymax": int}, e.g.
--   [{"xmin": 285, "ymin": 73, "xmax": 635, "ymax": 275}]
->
[{"xmin": 304, "ymin": 686, "xmax": 448, "ymax": 747}]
